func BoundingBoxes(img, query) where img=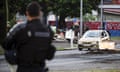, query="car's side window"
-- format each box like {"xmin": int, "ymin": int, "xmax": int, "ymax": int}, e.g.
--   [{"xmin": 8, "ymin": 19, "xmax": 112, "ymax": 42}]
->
[
  {"xmin": 101, "ymin": 32, "xmax": 107, "ymax": 37},
  {"xmin": 101, "ymin": 32, "xmax": 104, "ymax": 37},
  {"xmin": 103, "ymin": 32, "xmax": 107, "ymax": 37},
  {"xmin": 104, "ymin": 32, "xmax": 107, "ymax": 37}
]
